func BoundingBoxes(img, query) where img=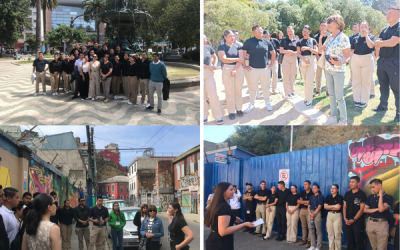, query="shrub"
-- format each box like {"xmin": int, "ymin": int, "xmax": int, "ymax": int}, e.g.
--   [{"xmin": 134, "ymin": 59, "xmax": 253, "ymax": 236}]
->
[
  {"xmin": 181, "ymin": 53, "xmax": 191, "ymax": 60},
  {"xmin": 188, "ymin": 49, "xmax": 200, "ymax": 61}
]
